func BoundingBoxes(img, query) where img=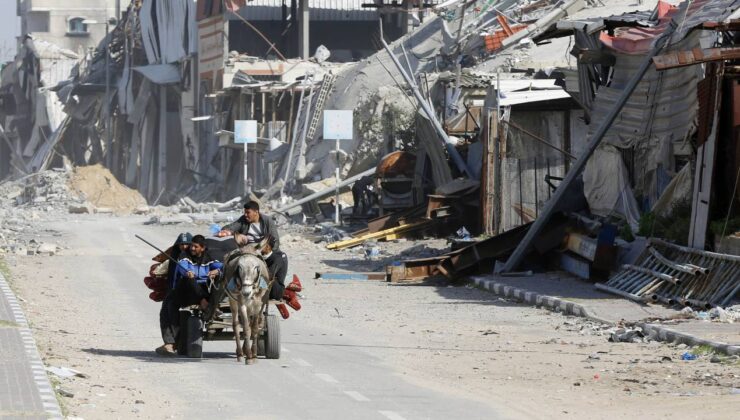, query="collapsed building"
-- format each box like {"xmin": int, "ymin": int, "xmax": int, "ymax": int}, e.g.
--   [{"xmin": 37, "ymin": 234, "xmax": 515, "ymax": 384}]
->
[{"xmin": 0, "ymin": 0, "xmax": 738, "ymax": 308}]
